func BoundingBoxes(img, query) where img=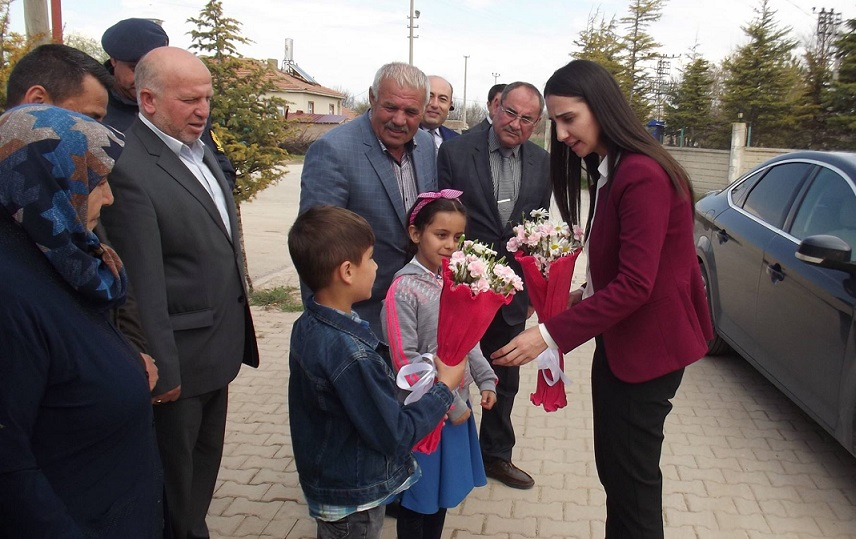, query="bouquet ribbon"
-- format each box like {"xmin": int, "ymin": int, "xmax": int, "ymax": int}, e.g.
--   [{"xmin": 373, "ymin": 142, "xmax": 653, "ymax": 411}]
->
[
  {"xmin": 396, "ymin": 353, "xmax": 436, "ymax": 405},
  {"xmin": 534, "ymin": 349, "xmax": 570, "ymax": 386}
]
